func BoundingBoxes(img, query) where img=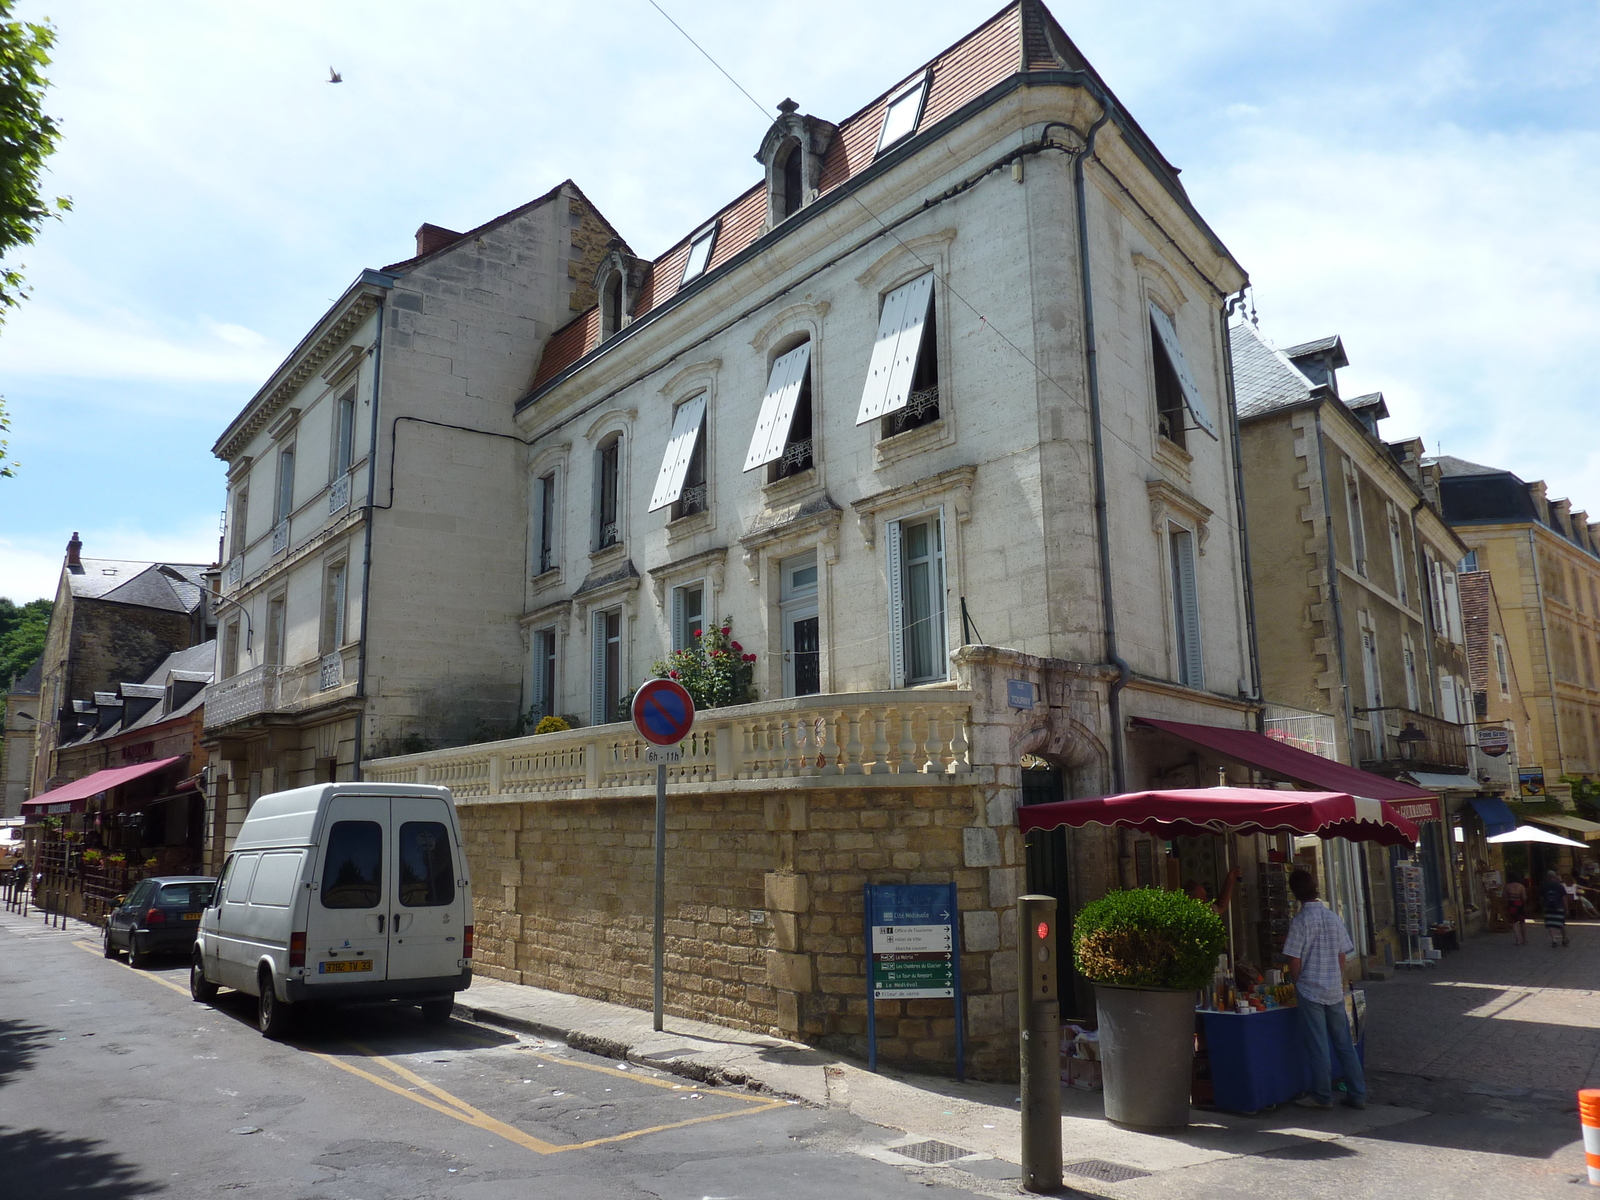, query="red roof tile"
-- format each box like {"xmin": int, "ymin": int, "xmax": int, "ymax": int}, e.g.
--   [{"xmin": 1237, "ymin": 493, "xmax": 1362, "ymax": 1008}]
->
[{"xmin": 531, "ymin": 308, "xmax": 600, "ymax": 390}]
